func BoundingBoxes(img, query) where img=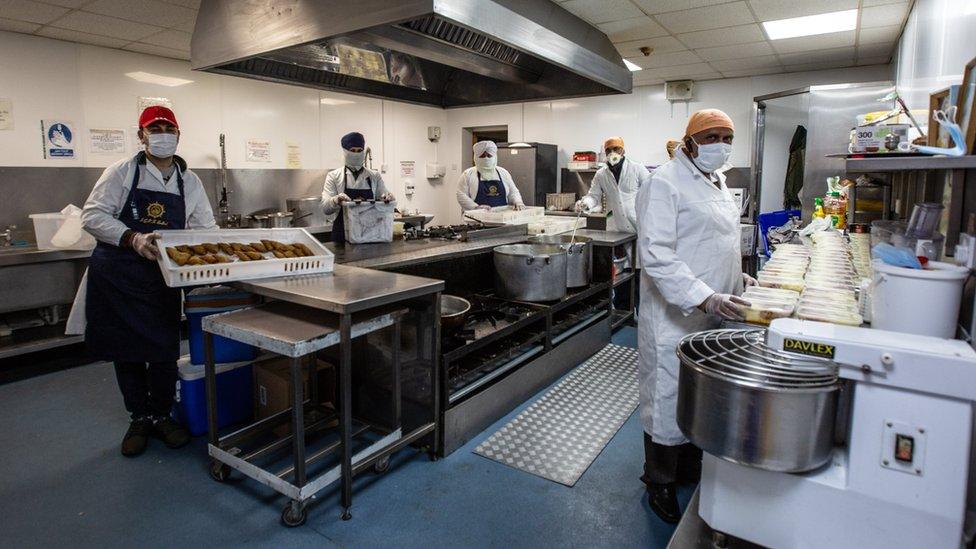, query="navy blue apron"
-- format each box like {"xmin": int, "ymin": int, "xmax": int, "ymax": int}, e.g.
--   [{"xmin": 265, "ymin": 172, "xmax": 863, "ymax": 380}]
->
[
  {"xmin": 331, "ymin": 167, "xmax": 375, "ymax": 244},
  {"xmin": 85, "ymin": 152, "xmax": 186, "ymax": 362},
  {"xmin": 474, "ymin": 170, "xmax": 507, "ymax": 207}
]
